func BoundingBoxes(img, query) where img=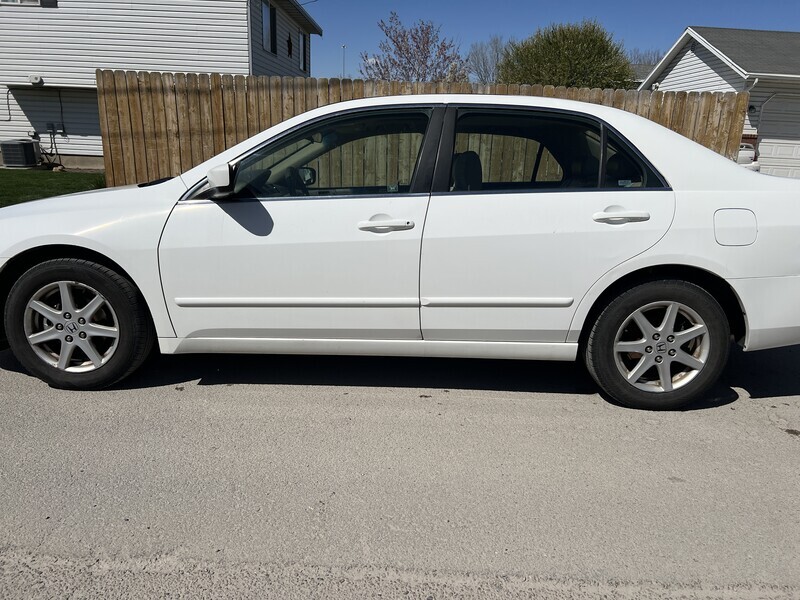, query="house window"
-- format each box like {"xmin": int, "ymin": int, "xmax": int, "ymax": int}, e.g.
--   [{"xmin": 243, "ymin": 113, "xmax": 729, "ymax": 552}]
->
[
  {"xmin": 262, "ymin": 2, "xmax": 277, "ymax": 54},
  {"xmin": 261, "ymin": 2, "xmax": 269, "ymax": 51},
  {"xmin": 0, "ymin": 0, "xmax": 42, "ymax": 5},
  {"xmin": 299, "ymin": 33, "xmax": 307, "ymax": 71}
]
